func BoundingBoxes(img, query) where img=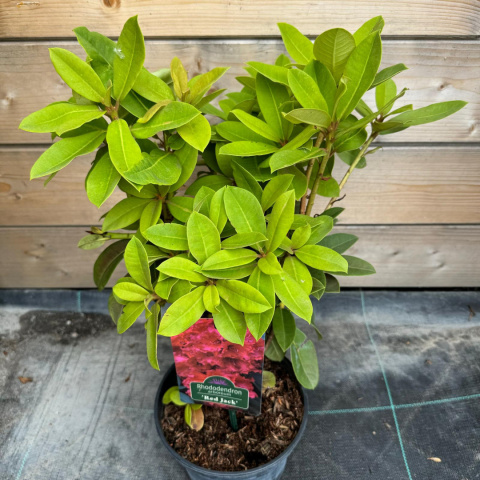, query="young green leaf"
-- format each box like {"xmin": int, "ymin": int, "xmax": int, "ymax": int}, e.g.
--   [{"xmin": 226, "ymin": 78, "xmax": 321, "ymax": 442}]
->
[
  {"xmin": 216, "ymin": 121, "xmax": 270, "ymax": 143},
  {"xmin": 272, "ymin": 271, "xmax": 313, "ymax": 322},
  {"xmin": 219, "ymin": 141, "xmax": 278, "ymax": 157},
  {"xmin": 209, "ymin": 187, "xmax": 228, "ymax": 233},
  {"xmin": 187, "ymin": 211, "xmax": 221, "ymax": 264},
  {"xmin": 353, "ymin": 16, "xmax": 385, "ymax": 45},
  {"xmin": 221, "ymin": 232, "xmax": 267, "ymax": 250},
  {"xmin": 388, "ymin": 101, "xmax": 467, "ymax": 127},
  {"xmin": 291, "ymin": 223, "xmax": 311, "ymax": 249},
  {"xmin": 370, "ymin": 63, "xmax": 408, "ymax": 89},
  {"xmin": 133, "ymin": 68, "xmax": 175, "ymax": 103},
  {"xmin": 213, "ymin": 299, "xmax": 247, "ymax": 345},
  {"xmin": 19, "ymin": 102, "xmax": 106, "ymax": 135},
  {"xmin": 336, "ymin": 255, "xmax": 376, "ymax": 276},
  {"xmin": 376, "ymin": 78, "xmax": 397, "ymax": 113},
  {"xmin": 158, "ymin": 286, "xmax": 206, "ymax": 336},
  {"xmin": 295, "ymin": 245, "xmax": 348, "ymax": 273},
  {"xmin": 139, "ymin": 199, "xmax": 163, "ymax": 235},
  {"xmin": 113, "ymin": 16, "xmax": 145, "ymax": 102},
  {"xmin": 201, "ymin": 264, "xmax": 256, "ymax": 280},
  {"xmin": 123, "ymin": 151, "xmax": 181, "ymax": 186},
  {"xmin": 171, "ymin": 57, "xmax": 189, "ymax": 100},
  {"xmin": 203, "ymin": 285, "xmax": 220, "ymax": 314},
  {"xmin": 258, "ymin": 252, "xmax": 283, "ymax": 275},
  {"xmin": 278, "ymin": 23, "xmax": 314, "ymax": 65},
  {"xmin": 74, "ymin": 26, "xmax": 116, "ymax": 65},
  {"xmin": 93, "ymin": 240, "xmax": 128, "ymax": 290},
  {"xmin": 269, "ymin": 148, "xmax": 324, "ymax": 172},
  {"xmin": 282, "ymin": 109, "xmax": 331, "ymax": 128},
  {"xmin": 304, "ymin": 60, "xmax": 337, "ymax": 114},
  {"xmin": 305, "ymin": 215, "xmax": 334, "ymax": 244},
  {"xmin": 30, "ymin": 130, "xmax": 106, "ymax": 179},
  {"xmin": 193, "ymin": 186, "xmax": 214, "ymax": 216},
  {"xmin": 224, "ymin": 187, "xmax": 266, "ymax": 236},
  {"xmin": 261, "ymin": 174, "xmax": 294, "ymax": 211},
  {"xmin": 272, "ymin": 307, "xmax": 296, "ymax": 351},
  {"xmin": 124, "ymin": 237, "xmax": 153, "ymax": 290},
  {"xmin": 86, "ymin": 151, "xmax": 121, "ymax": 208},
  {"xmin": 167, "ymin": 196, "xmax": 194, "ymax": 223},
  {"xmin": 146, "ymin": 303, "xmax": 160, "ymax": 370},
  {"xmin": 318, "ymin": 233, "xmax": 358, "ymax": 253},
  {"xmin": 202, "ymin": 249, "xmax": 258, "ymax": 271},
  {"xmin": 187, "ymin": 67, "xmax": 229, "ymax": 105},
  {"xmin": 106, "ymin": 119, "xmax": 143, "ymax": 176},
  {"xmin": 288, "ymin": 69, "xmax": 329, "ymax": 112},
  {"xmin": 283, "ymin": 256, "xmax": 313, "ymax": 294},
  {"xmin": 246, "ymin": 62, "xmax": 289, "ymax": 86},
  {"xmin": 177, "ymin": 114, "xmax": 211, "ymax": 152},
  {"xmin": 232, "ymin": 162, "xmax": 263, "ymax": 201},
  {"xmin": 232, "ymin": 109, "xmax": 282, "ymax": 143},
  {"xmin": 266, "ymin": 190, "xmax": 295, "ymax": 253},
  {"xmin": 291, "ymin": 340, "xmax": 319, "ymax": 389},
  {"xmin": 49, "ymin": 48, "xmax": 107, "ymax": 103},
  {"xmin": 78, "ymin": 234, "xmax": 108, "ymax": 250},
  {"xmin": 168, "ymin": 144, "xmax": 199, "ymax": 193},
  {"xmin": 313, "ymin": 28, "xmax": 356, "ymax": 83},
  {"xmin": 145, "ymin": 223, "xmax": 188, "ymax": 251},
  {"xmin": 216, "ymin": 280, "xmax": 271, "ymax": 313},
  {"xmin": 117, "ymin": 301, "xmax": 145, "ymax": 334},
  {"xmin": 113, "ymin": 281, "xmax": 150, "ymax": 302},
  {"xmin": 102, "ymin": 197, "xmax": 150, "ymax": 231},
  {"xmin": 158, "ymin": 256, "xmax": 207, "ymax": 282},
  {"xmin": 245, "ymin": 267, "xmax": 275, "ymax": 340}
]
